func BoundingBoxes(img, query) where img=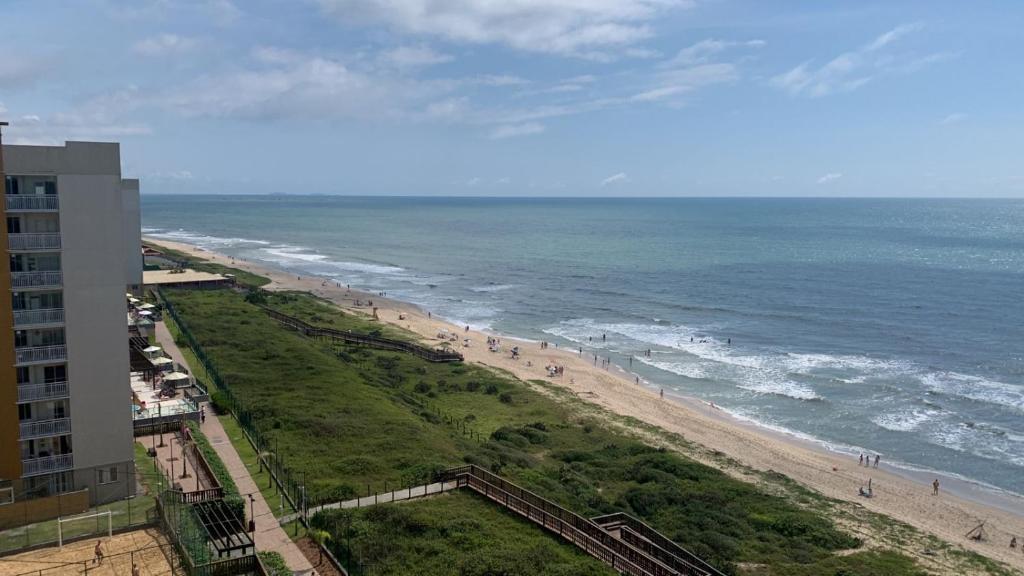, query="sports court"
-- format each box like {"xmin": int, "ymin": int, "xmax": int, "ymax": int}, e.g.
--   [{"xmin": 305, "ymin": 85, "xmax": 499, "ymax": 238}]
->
[{"xmin": 0, "ymin": 528, "xmax": 178, "ymax": 576}]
